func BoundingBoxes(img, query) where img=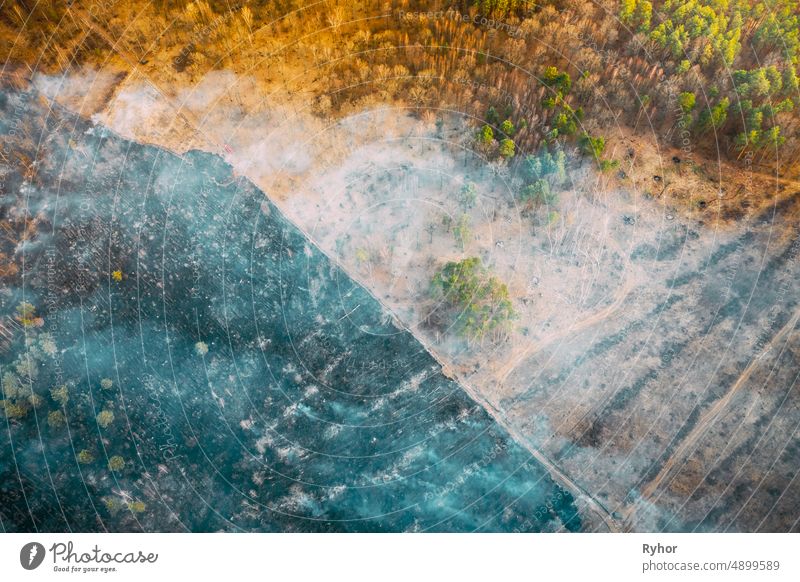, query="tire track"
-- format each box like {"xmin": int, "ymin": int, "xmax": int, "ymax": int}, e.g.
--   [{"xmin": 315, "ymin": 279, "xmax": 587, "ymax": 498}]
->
[
  {"xmin": 625, "ymin": 308, "xmax": 800, "ymax": 523},
  {"xmin": 493, "ymin": 262, "xmax": 635, "ymax": 388}
]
